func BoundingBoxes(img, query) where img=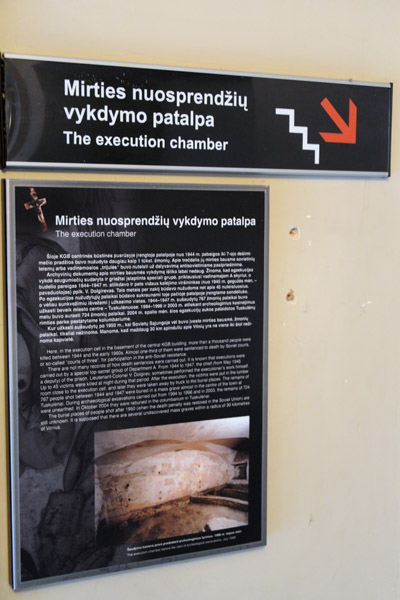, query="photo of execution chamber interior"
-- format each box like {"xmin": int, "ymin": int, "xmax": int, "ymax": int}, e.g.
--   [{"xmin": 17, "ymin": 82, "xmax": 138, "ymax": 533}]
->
[{"xmin": 94, "ymin": 417, "xmax": 249, "ymax": 545}]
